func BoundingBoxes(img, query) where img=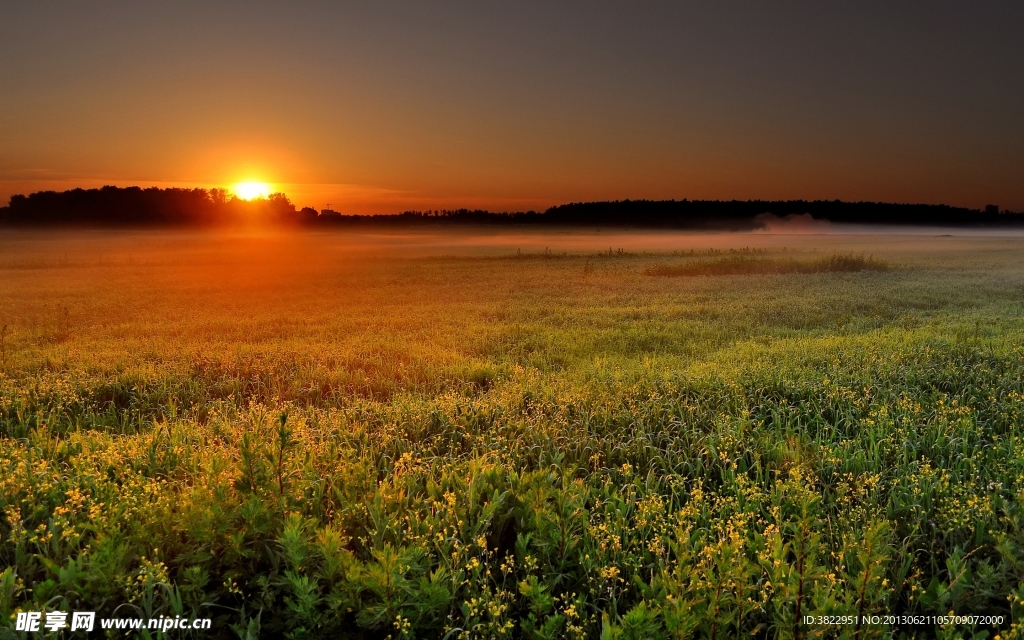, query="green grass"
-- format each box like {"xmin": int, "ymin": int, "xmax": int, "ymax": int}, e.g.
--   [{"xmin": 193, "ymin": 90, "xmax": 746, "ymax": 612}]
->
[{"xmin": 1, "ymin": 230, "xmax": 1024, "ymax": 639}]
